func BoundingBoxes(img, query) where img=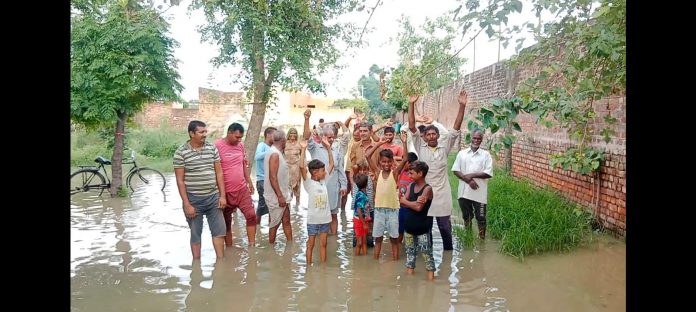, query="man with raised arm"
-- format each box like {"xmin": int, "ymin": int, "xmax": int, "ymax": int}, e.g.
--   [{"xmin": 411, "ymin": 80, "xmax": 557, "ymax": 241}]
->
[
  {"xmin": 407, "ymin": 89, "xmax": 469, "ymax": 251},
  {"xmin": 303, "ymin": 109, "xmax": 348, "ymax": 235}
]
